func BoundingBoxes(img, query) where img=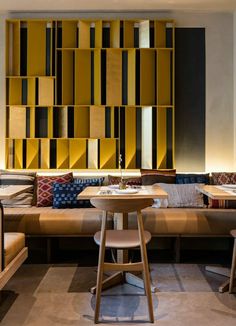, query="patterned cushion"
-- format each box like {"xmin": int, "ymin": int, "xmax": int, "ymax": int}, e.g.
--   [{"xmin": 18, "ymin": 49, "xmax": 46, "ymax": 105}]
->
[
  {"xmin": 53, "ymin": 182, "xmax": 94, "ymax": 209},
  {"xmin": 211, "ymin": 172, "xmax": 236, "ymax": 185},
  {"xmin": 154, "ymin": 183, "xmax": 204, "ymax": 208},
  {"xmin": 176, "ymin": 173, "xmax": 209, "ymax": 185},
  {"xmin": 0, "ymin": 171, "xmax": 36, "ymax": 207},
  {"xmin": 210, "ymin": 172, "xmax": 236, "ymax": 208},
  {"xmin": 36, "ymin": 173, "xmax": 73, "ymax": 207},
  {"xmin": 141, "ymin": 169, "xmax": 176, "ymax": 185},
  {"xmin": 74, "ymin": 177, "xmax": 104, "ymax": 186},
  {"xmin": 108, "ymin": 175, "xmax": 142, "ymax": 186}
]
